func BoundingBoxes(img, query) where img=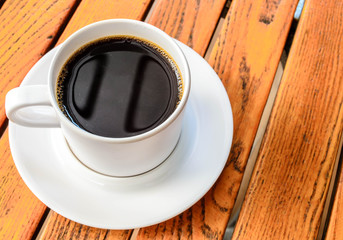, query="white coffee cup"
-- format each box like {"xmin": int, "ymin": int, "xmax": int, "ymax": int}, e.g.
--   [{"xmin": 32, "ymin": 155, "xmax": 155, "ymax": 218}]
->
[{"xmin": 5, "ymin": 19, "xmax": 191, "ymax": 177}]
